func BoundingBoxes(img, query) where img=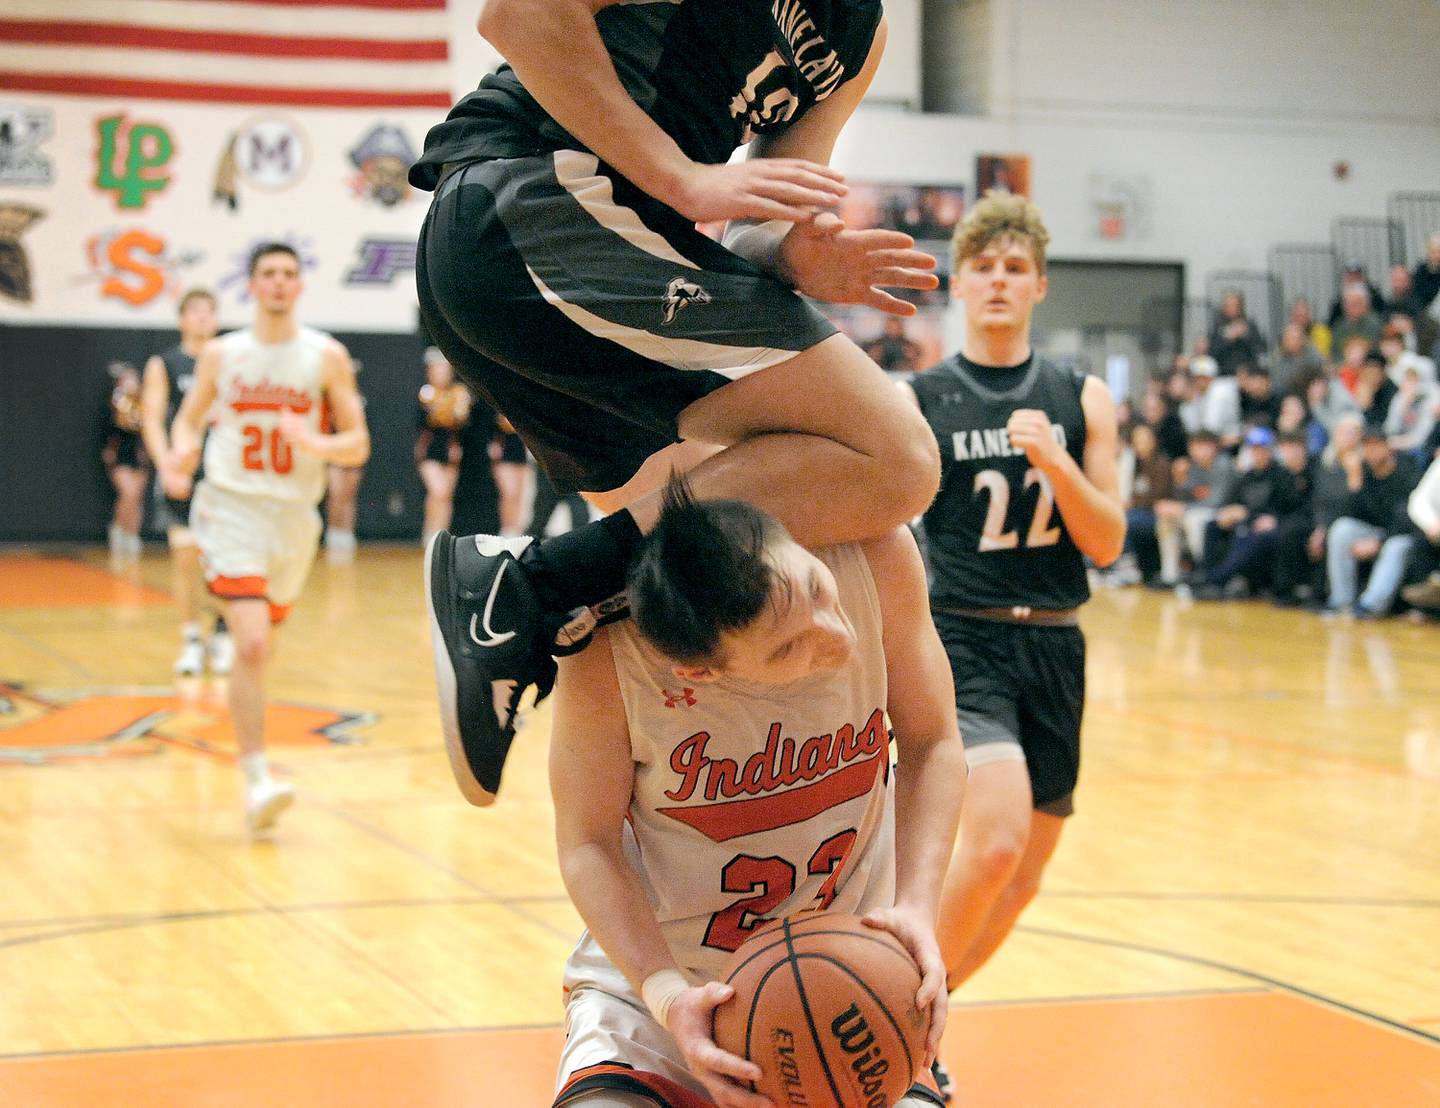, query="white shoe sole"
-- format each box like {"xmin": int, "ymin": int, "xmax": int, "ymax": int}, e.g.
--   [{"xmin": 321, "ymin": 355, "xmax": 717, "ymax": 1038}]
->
[{"xmin": 247, "ymin": 786, "xmax": 295, "ymax": 835}]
